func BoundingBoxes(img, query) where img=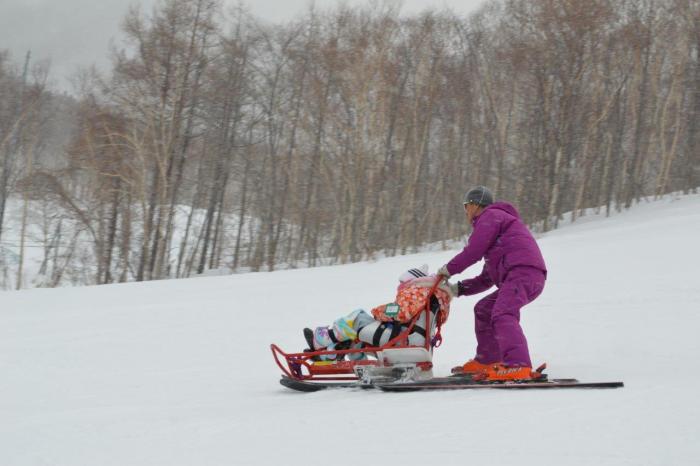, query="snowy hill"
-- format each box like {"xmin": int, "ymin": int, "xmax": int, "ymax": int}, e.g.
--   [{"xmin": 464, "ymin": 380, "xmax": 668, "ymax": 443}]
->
[{"xmin": 2, "ymin": 193, "xmax": 700, "ymax": 466}]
